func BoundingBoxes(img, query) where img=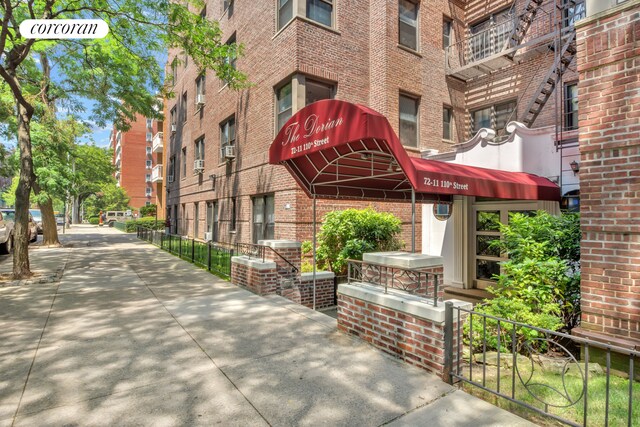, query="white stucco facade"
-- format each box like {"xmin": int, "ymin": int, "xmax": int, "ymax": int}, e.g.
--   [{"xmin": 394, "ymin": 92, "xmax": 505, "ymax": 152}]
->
[{"xmin": 421, "ymin": 122, "xmax": 575, "ymax": 289}]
